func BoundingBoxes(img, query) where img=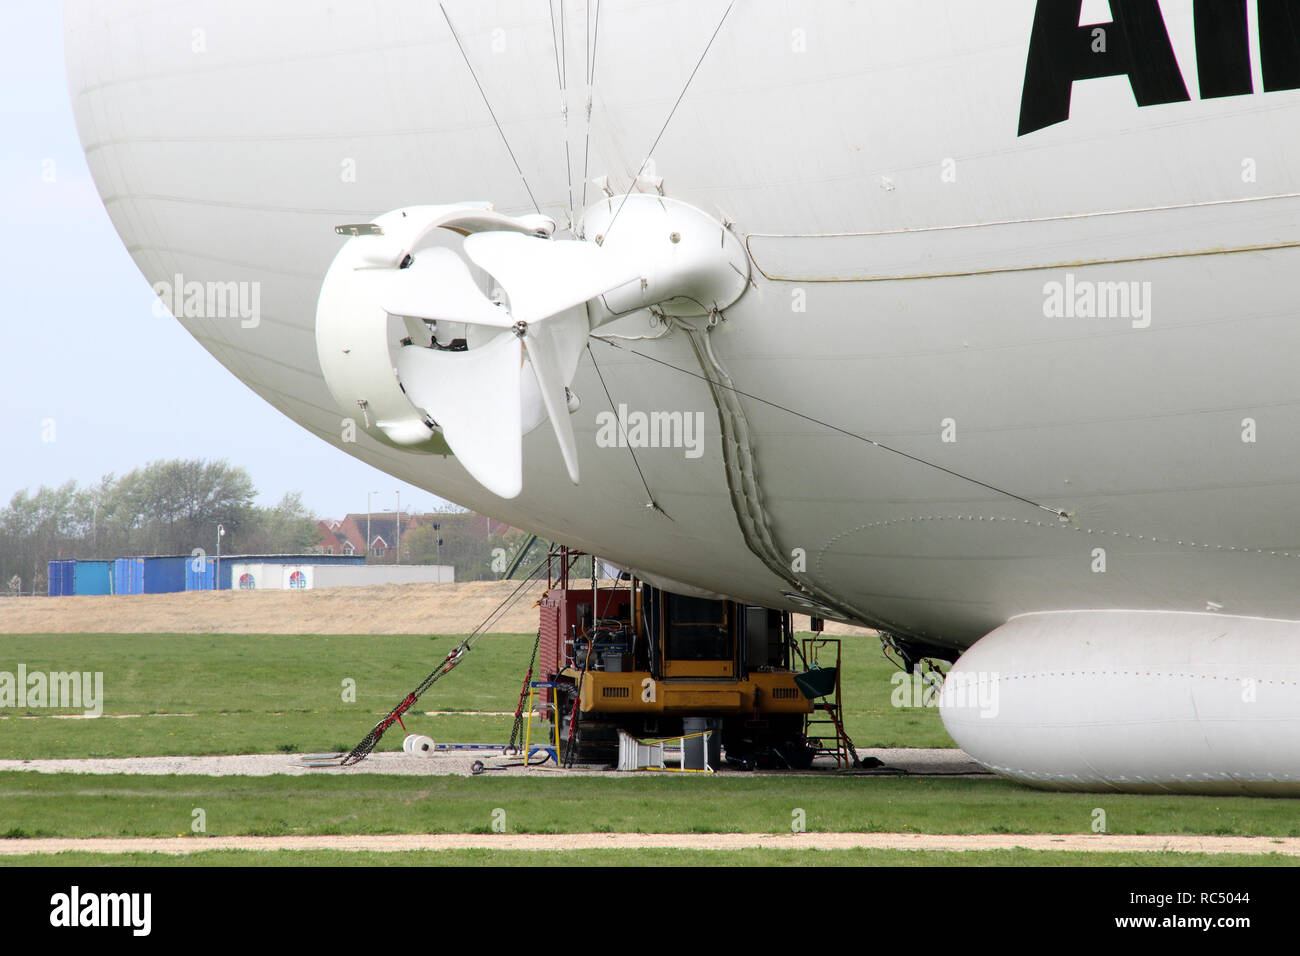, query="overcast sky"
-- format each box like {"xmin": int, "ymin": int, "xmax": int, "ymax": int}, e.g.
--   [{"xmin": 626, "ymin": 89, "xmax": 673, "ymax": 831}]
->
[{"xmin": 0, "ymin": 5, "xmax": 445, "ymax": 520}]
